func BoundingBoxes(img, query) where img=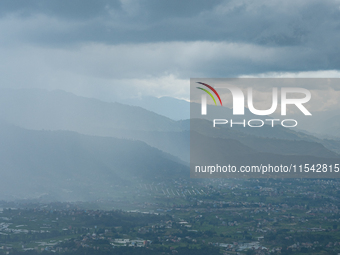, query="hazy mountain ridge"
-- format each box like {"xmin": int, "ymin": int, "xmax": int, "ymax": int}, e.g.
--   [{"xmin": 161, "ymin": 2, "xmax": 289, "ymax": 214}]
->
[
  {"xmin": 0, "ymin": 121, "xmax": 188, "ymax": 201},
  {"xmin": 0, "ymin": 88, "xmax": 338, "ymax": 200},
  {"xmin": 0, "ymin": 89, "xmax": 181, "ymax": 133},
  {"xmin": 120, "ymin": 119, "xmax": 339, "ymax": 162},
  {"xmin": 1, "ymin": 88, "xmax": 339, "ymax": 163},
  {"xmin": 116, "ymin": 96, "xmax": 190, "ymax": 121},
  {"xmin": 123, "ymin": 95, "xmax": 340, "ymax": 141},
  {"xmin": 191, "ymin": 119, "xmax": 340, "ymax": 159},
  {"xmin": 115, "ymin": 95, "xmax": 340, "ymax": 157}
]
